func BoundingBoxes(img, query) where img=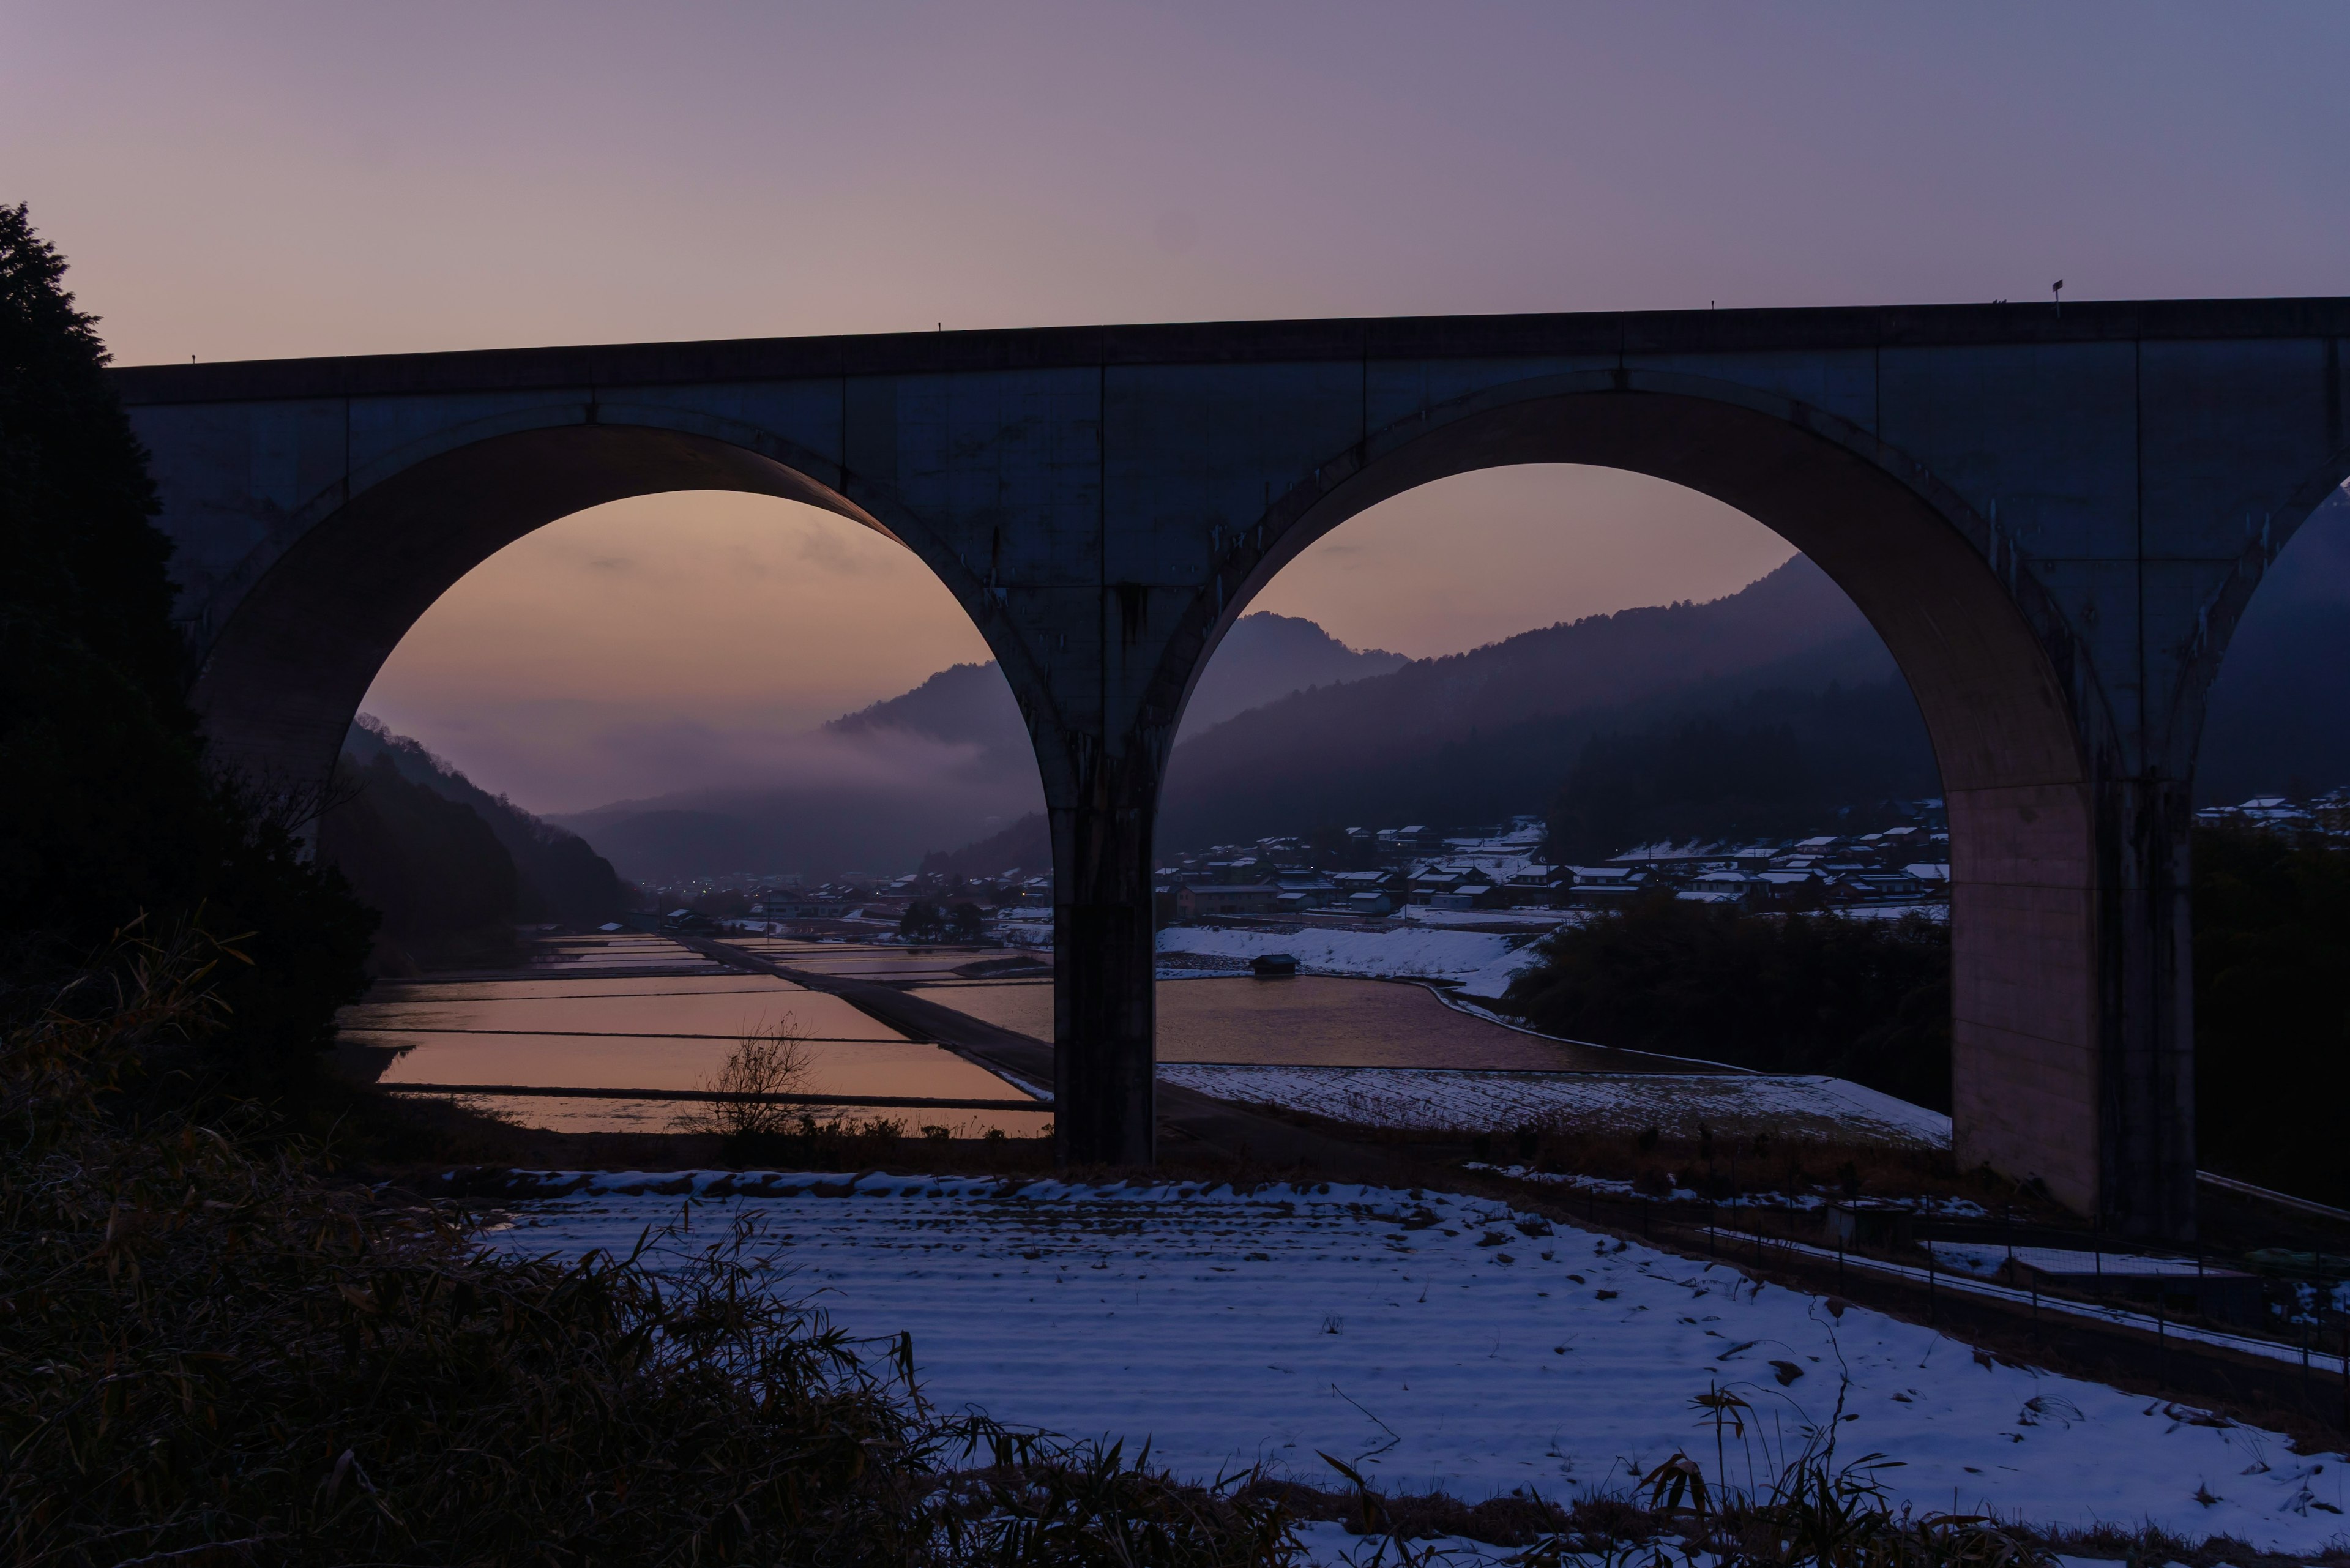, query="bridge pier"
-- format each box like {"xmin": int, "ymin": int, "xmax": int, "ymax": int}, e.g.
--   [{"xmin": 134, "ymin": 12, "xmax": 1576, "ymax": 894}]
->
[
  {"xmin": 2097, "ymin": 774, "xmax": 2197, "ymax": 1239},
  {"xmin": 1048, "ymin": 758, "xmax": 1161, "ymax": 1169}
]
